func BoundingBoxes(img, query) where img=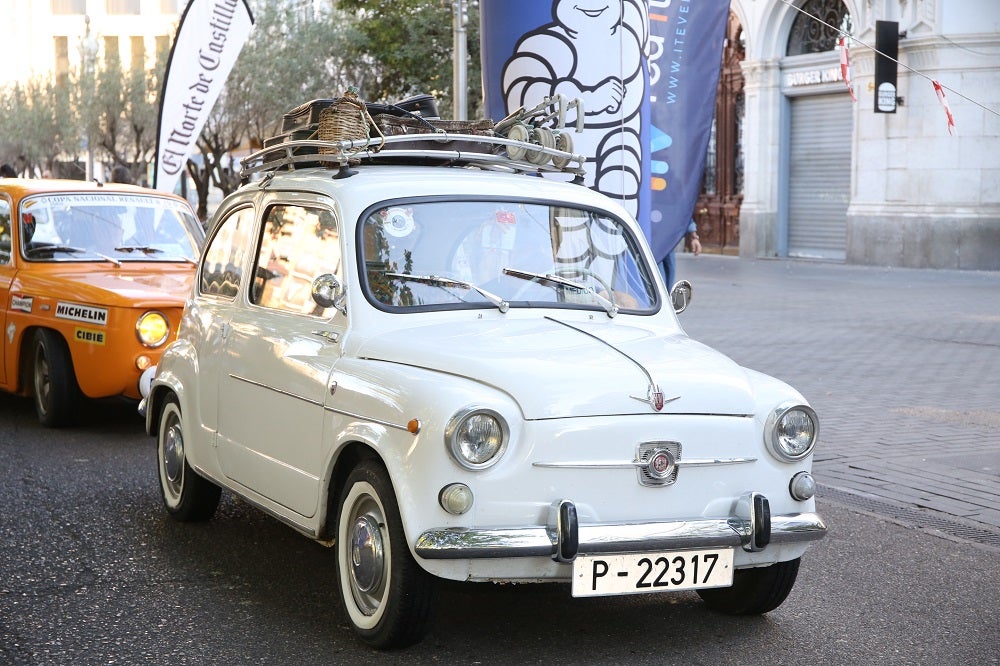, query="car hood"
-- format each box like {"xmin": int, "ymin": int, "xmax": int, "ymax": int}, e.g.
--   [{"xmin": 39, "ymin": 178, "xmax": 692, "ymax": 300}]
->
[
  {"xmin": 16, "ymin": 265, "xmax": 195, "ymax": 308},
  {"xmin": 356, "ymin": 317, "xmax": 756, "ymax": 419}
]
